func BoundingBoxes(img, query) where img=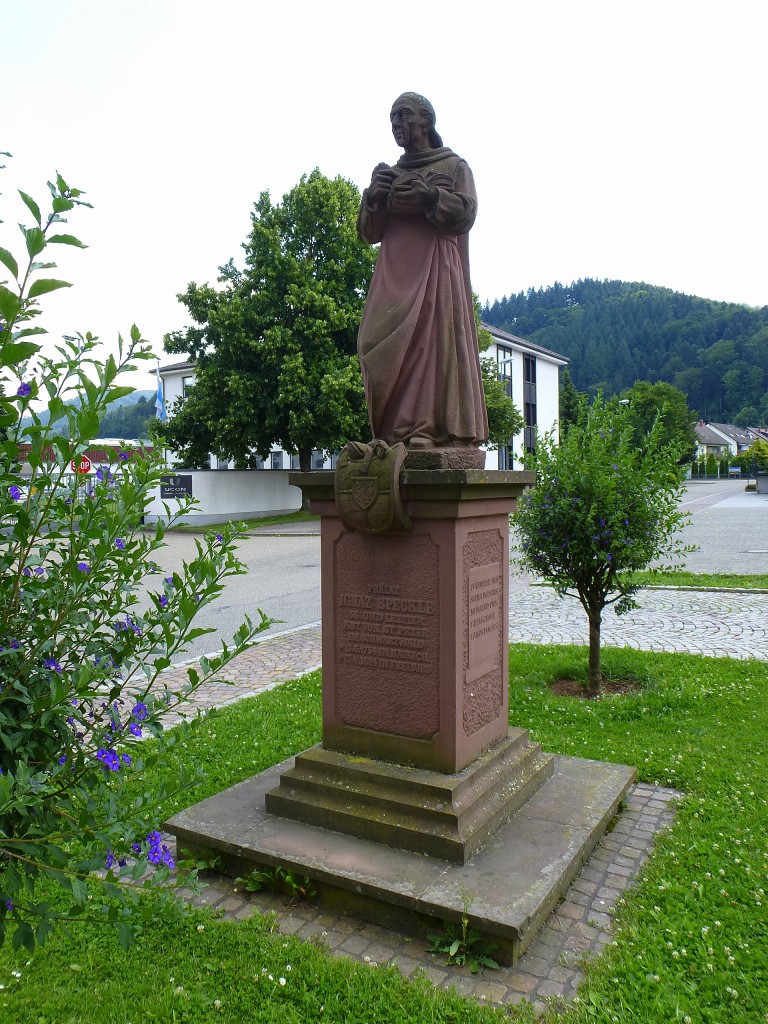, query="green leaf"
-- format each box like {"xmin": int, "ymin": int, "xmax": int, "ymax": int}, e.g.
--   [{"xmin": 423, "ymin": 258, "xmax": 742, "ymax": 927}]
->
[
  {"xmin": 118, "ymin": 923, "xmax": 134, "ymax": 951},
  {"xmin": 2, "ymin": 341, "xmax": 40, "ymax": 362},
  {"xmin": 0, "ymin": 283, "xmax": 21, "ymax": 322},
  {"xmin": 47, "ymin": 233, "xmax": 87, "ymax": 249},
  {"xmin": 12, "ymin": 327, "xmax": 47, "ymax": 339},
  {"xmin": 24, "ymin": 227, "xmax": 46, "ymax": 258},
  {"xmin": 0, "ymin": 246, "xmax": 19, "ymax": 278},
  {"xmin": 28, "ymin": 278, "xmax": 72, "ymax": 299},
  {"xmin": 52, "ymin": 196, "xmax": 75, "ymax": 214},
  {"xmin": 18, "ymin": 190, "xmax": 42, "ymax": 226},
  {"xmin": 449, "ymin": 939, "xmax": 461, "ymax": 957},
  {"xmin": 12, "ymin": 921, "xmax": 35, "ymax": 953}
]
